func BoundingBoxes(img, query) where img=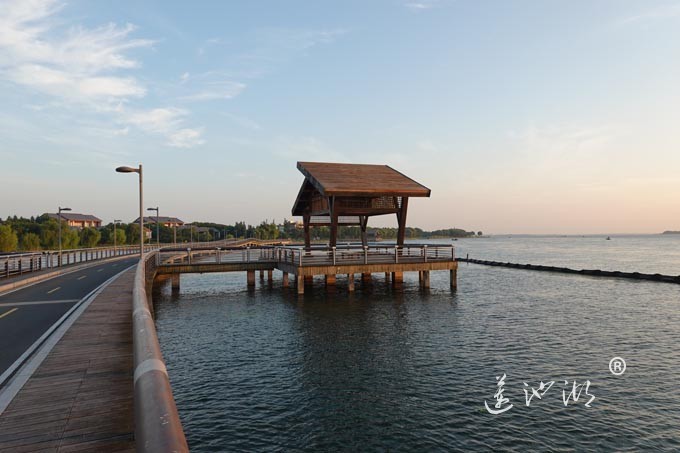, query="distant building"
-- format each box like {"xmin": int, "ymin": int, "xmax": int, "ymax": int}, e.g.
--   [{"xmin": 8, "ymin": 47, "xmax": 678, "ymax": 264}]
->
[
  {"xmin": 47, "ymin": 213, "xmax": 102, "ymax": 229},
  {"xmin": 132, "ymin": 216, "xmax": 185, "ymax": 227}
]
